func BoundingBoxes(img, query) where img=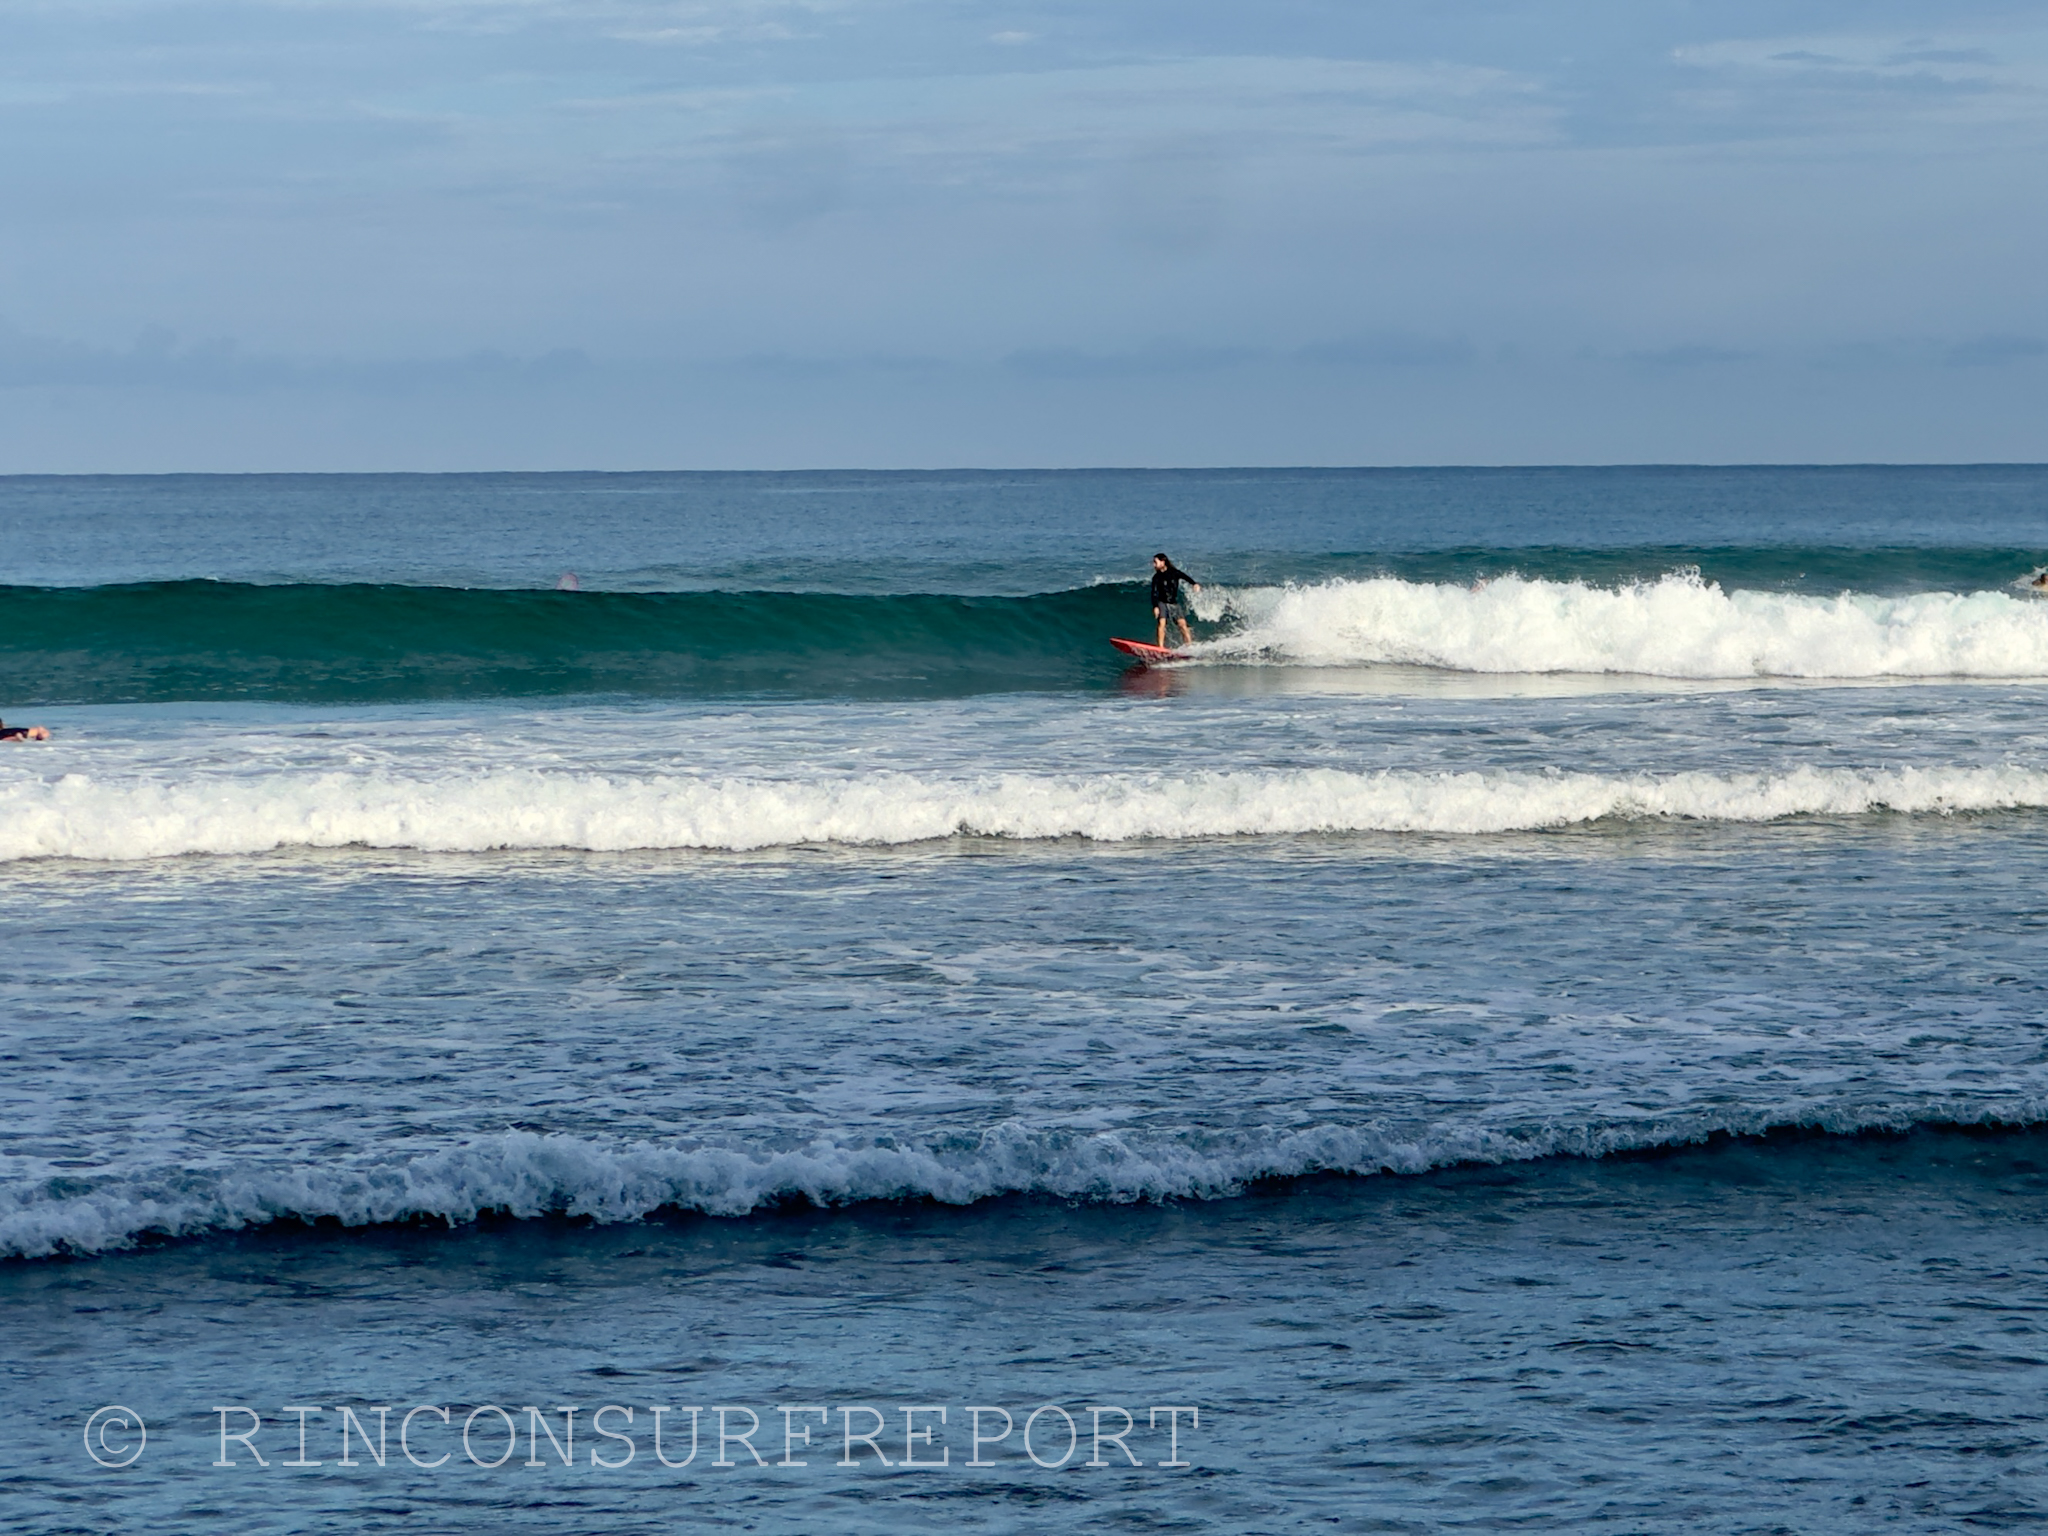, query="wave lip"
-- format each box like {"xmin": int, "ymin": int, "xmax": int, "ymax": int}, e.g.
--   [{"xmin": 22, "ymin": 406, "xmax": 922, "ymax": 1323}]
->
[
  {"xmin": 9, "ymin": 1105, "xmax": 2043, "ymax": 1260},
  {"xmin": 1, "ymin": 762, "xmax": 2044, "ymax": 862},
  {"xmin": 1205, "ymin": 571, "xmax": 2048, "ymax": 678}
]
